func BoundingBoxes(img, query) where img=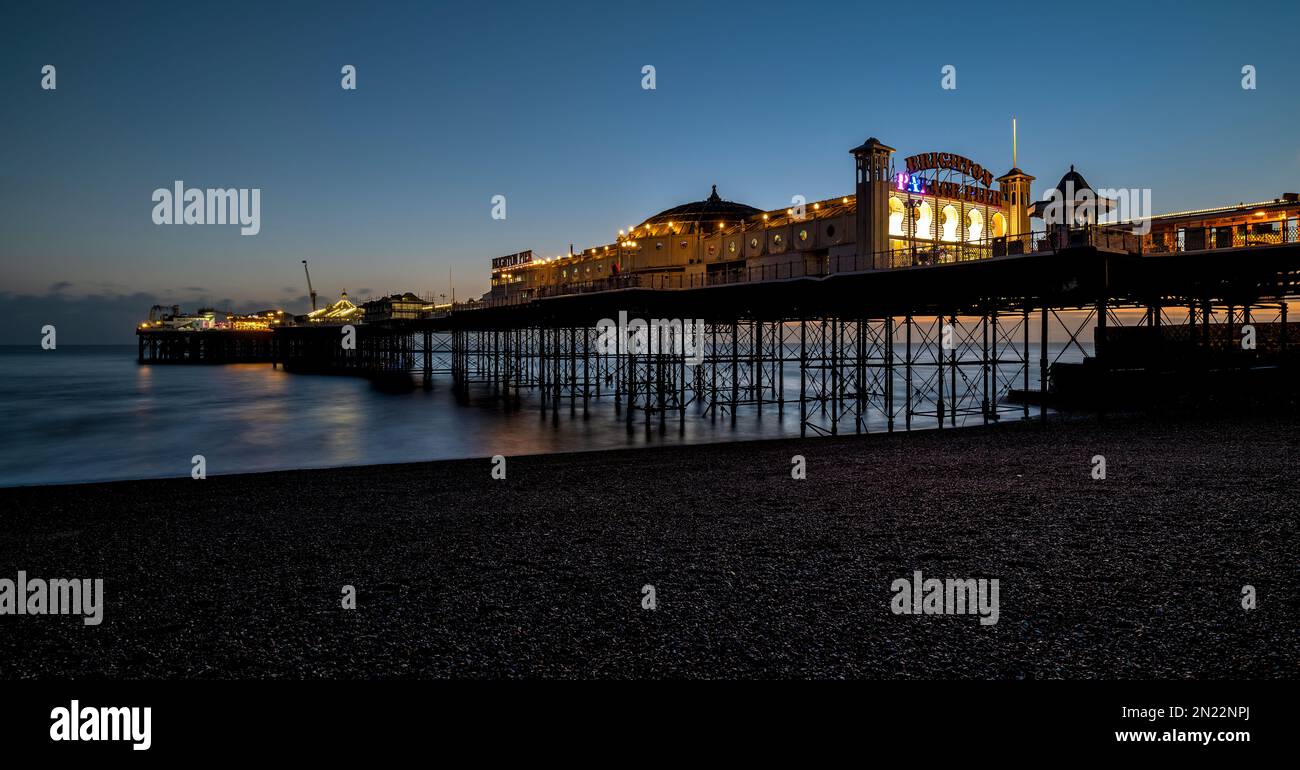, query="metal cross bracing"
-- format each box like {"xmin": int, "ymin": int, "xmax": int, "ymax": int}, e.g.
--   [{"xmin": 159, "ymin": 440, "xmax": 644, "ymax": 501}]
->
[
  {"xmin": 796, "ymin": 318, "xmax": 890, "ymax": 437},
  {"xmin": 990, "ymin": 309, "xmax": 1034, "ymax": 424},
  {"xmin": 415, "ymin": 330, "xmax": 453, "ymax": 389},
  {"xmin": 436, "ymin": 288, "xmax": 1295, "ymax": 434},
  {"xmin": 539, "ymin": 325, "xmax": 599, "ymax": 421},
  {"xmin": 900, "ymin": 315, "xmax": 965, "ymax": 429},
  {"xmin": 892, "ymin": 311, "xmax": 1031, "ymax": 431},
  {"xmin": 1096, "ymin": 298, "xmax": 1289, "ymax": 368},
  {"xmin": 445, "ymin": 312, "xmax": 1045, "ymax": 436},
  {"xmin": 701, "ymin": 320, "xmax": 773, "ymax": 424},
  {"xmin": 621, "ymin": 323, "xmax": 691, "ymax": 430}
]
